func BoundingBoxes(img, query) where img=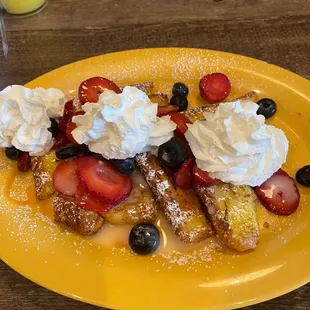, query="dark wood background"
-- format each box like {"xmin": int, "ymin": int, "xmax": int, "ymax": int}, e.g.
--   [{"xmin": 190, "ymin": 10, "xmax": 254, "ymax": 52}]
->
[{"xmin": 0, "ymin": 0, "xmax": 309, "ymax": 309}]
